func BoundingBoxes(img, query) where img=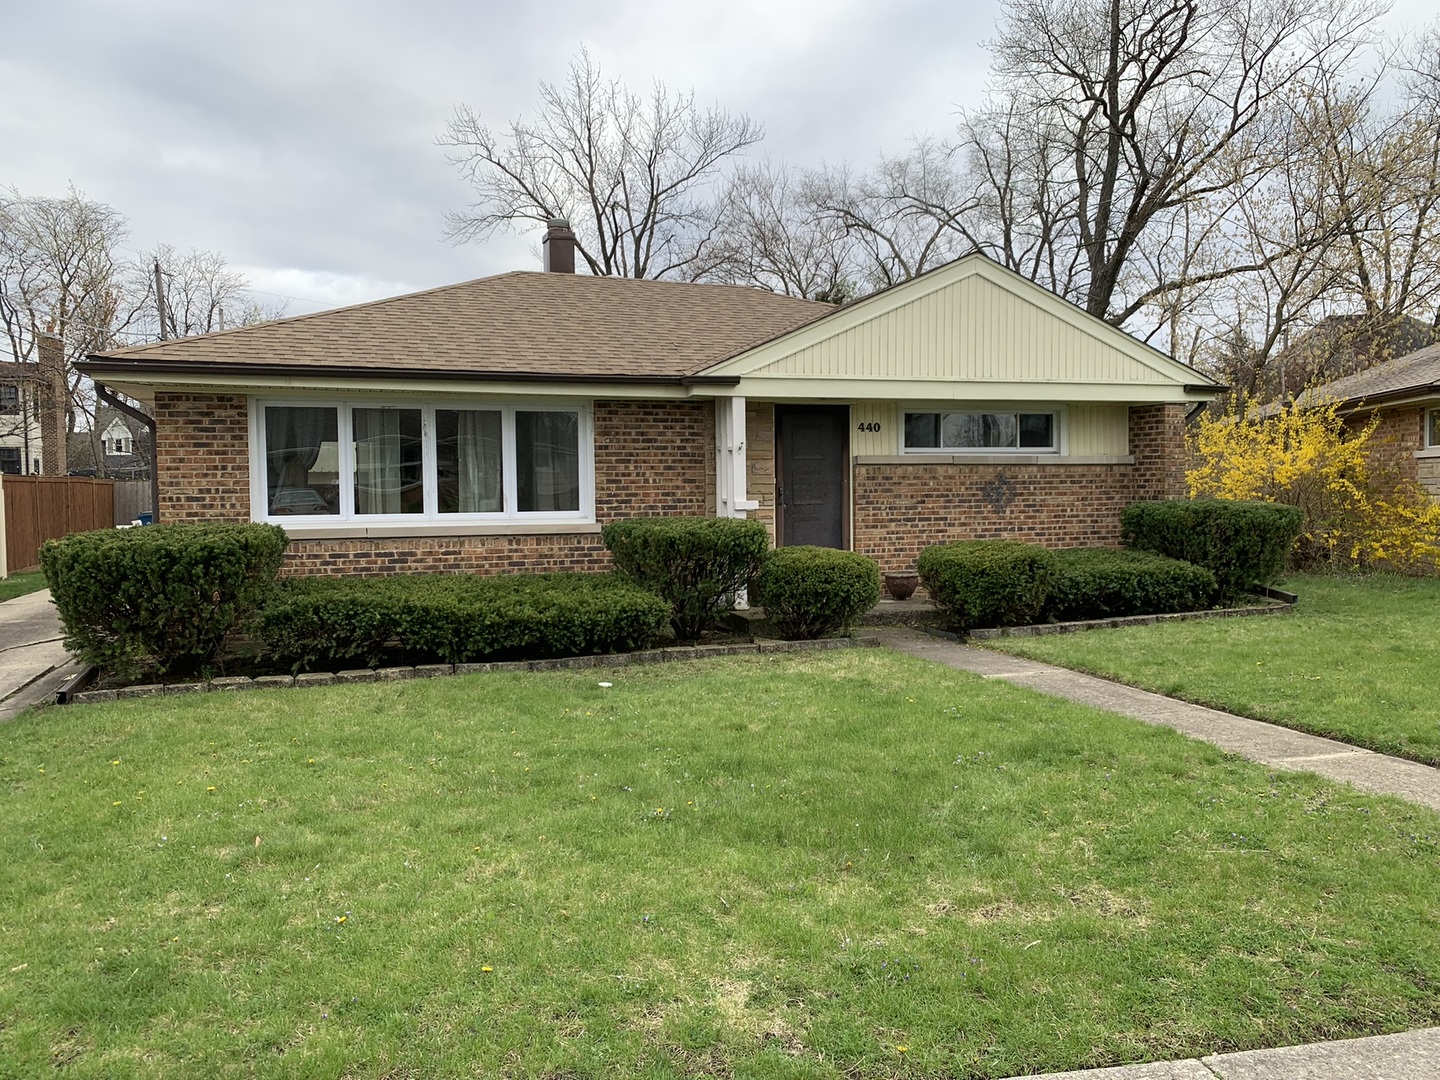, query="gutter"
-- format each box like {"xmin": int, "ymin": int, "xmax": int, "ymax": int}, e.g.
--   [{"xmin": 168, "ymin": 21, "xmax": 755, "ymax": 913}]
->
[
  {"xmin": 94, "ymin": 382, "xmax": 160, "ymax": 524},
  {"xmin": 79, "ymin": 357, "xmax": 741, "ymax": 388}
]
